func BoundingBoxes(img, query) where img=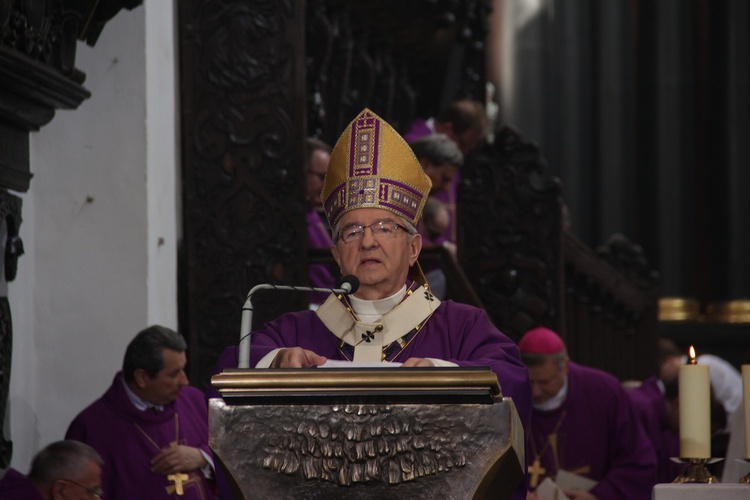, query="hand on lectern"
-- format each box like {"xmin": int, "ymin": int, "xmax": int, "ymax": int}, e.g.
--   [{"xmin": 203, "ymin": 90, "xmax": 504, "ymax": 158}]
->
[
  {"xmin": 401, "ymin": 357, "xmax": 435, "ymax": 367},
  {"xmin": 270, "ymin": 347, "xmax": 327, "ymax": 368}
]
